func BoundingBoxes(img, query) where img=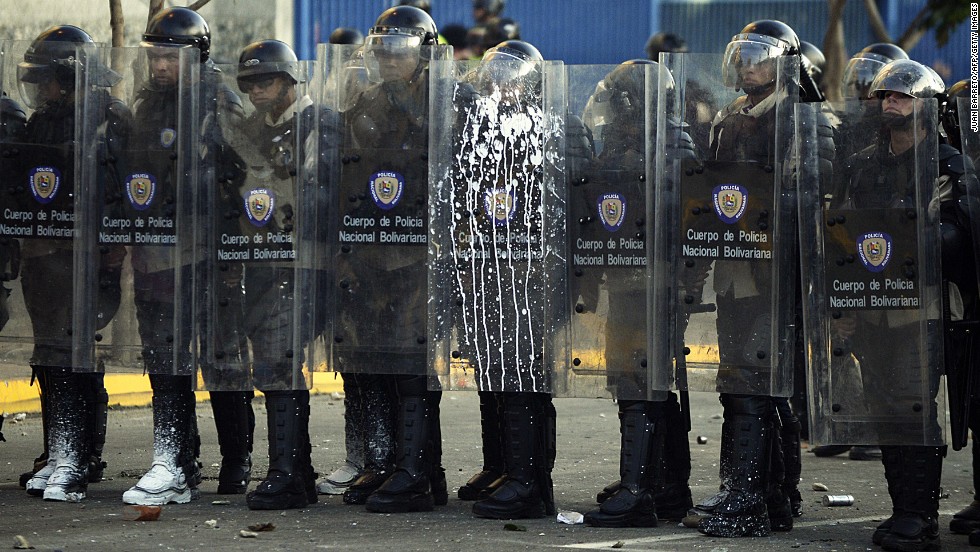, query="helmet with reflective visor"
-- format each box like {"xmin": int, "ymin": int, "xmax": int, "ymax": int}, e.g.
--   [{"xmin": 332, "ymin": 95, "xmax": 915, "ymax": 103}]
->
[
  {"xmin": 141, "ymin": 7, "xmax": 211, "ymax": 64},
  {"xmin": 722, "ymin": 20, "xmax": 800, "ymax": 94},
  {"xmin": 17, "ymin": 25, "xmax": 120, "ymax": 108},
  {"xmin": 583, "ymin": 59, "xmax": 674, "ymax": 145},
  {"xmin": 479, "ymin": 39, "xmax": 542, "ymax": 84},
  {"xmin": 840, "ymin": 43, "xmax": 908, "ymax": 100}
]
